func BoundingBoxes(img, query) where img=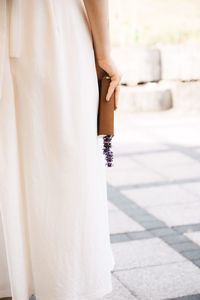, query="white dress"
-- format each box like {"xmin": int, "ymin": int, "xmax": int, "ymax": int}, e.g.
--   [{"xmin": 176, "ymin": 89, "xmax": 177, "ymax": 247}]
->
[{"xmin": 0, "ymin": 1, "xmax": 115, "ymax": 300}]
